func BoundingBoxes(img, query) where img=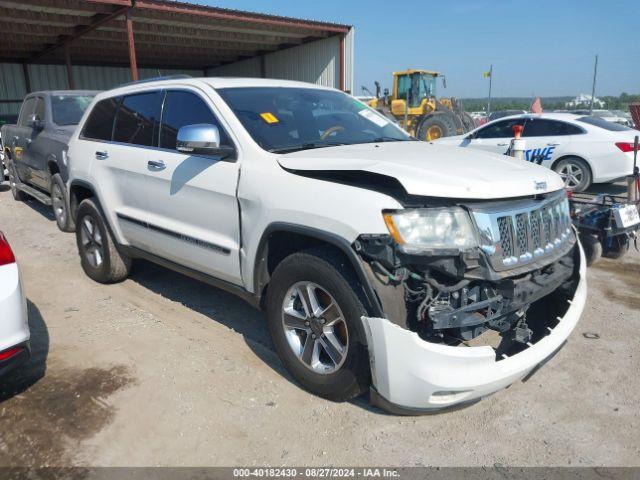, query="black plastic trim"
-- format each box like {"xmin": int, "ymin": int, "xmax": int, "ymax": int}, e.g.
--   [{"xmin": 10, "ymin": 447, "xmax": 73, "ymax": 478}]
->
[
  {"xmin": 253, "ymin": 222, "xmax": 384, "ymax": 318},
  {"xmin": 369, "ymin": 386, "xmax": 480, "ymax": 416},
  {"xmin": 116, "ymin": 212, "xmax": 231, "ymax": 255}
]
